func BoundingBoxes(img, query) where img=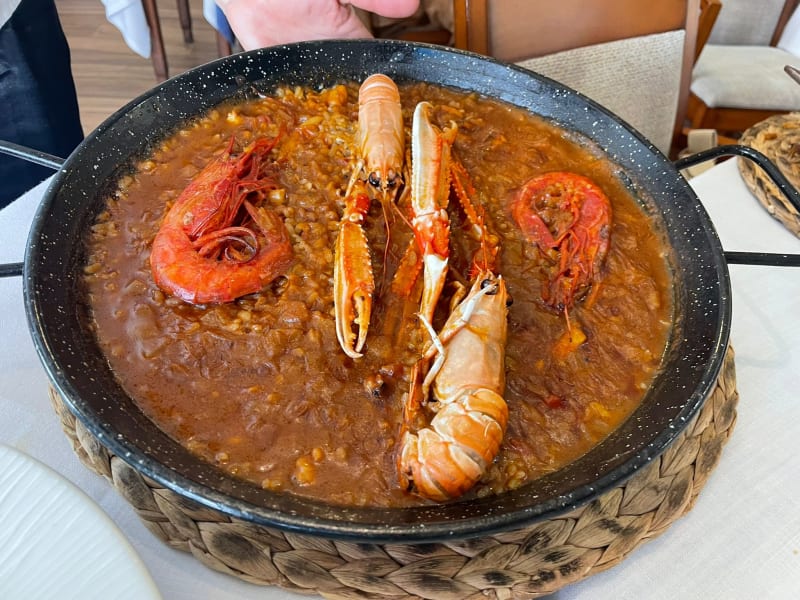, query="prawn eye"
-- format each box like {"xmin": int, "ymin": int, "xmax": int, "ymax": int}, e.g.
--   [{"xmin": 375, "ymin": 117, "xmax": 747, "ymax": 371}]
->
[
  {"xmin": 368, "ymin": 171, "xmax": 399, "ymax": 190},
  {"xmin": 506, "ymin": 295, "xmax": 514, "ymax": 307},
  {"xmin": 481, "ymin": 278, "xmax": 498, "ymax": 295},
  {"xmin": 384, "ymin": 173, "xmax": 399, "ymax": 189}
]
